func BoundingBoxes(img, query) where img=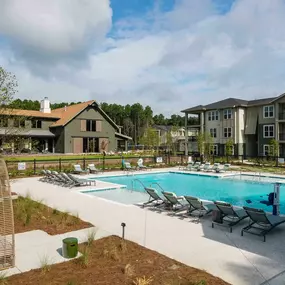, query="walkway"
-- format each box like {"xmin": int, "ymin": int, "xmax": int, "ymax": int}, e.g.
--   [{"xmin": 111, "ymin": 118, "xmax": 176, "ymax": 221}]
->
[{"xmin": 8, "ymin": 170, "xmax": 285, "ymax": 285}]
